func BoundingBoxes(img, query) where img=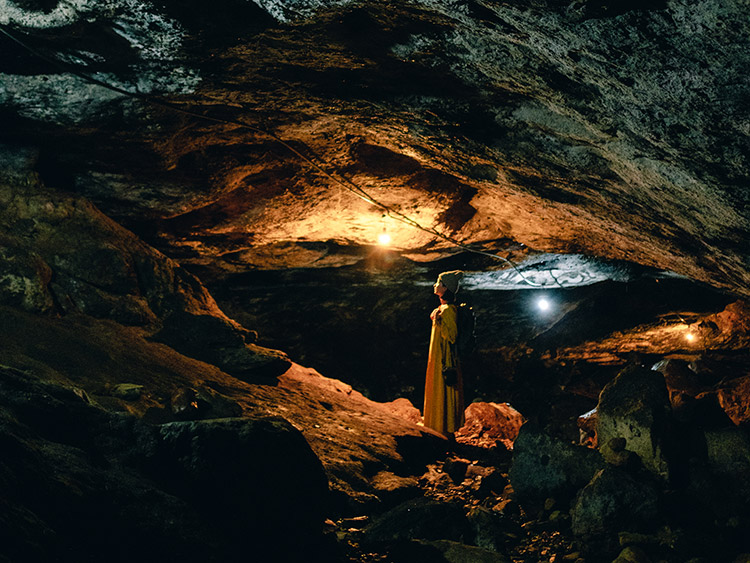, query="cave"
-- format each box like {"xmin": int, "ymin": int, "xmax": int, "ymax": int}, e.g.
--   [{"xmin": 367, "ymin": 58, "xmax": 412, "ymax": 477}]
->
[{"xmin": 1, "ymin": 0, "xmax": 749, "ymax": 562}]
